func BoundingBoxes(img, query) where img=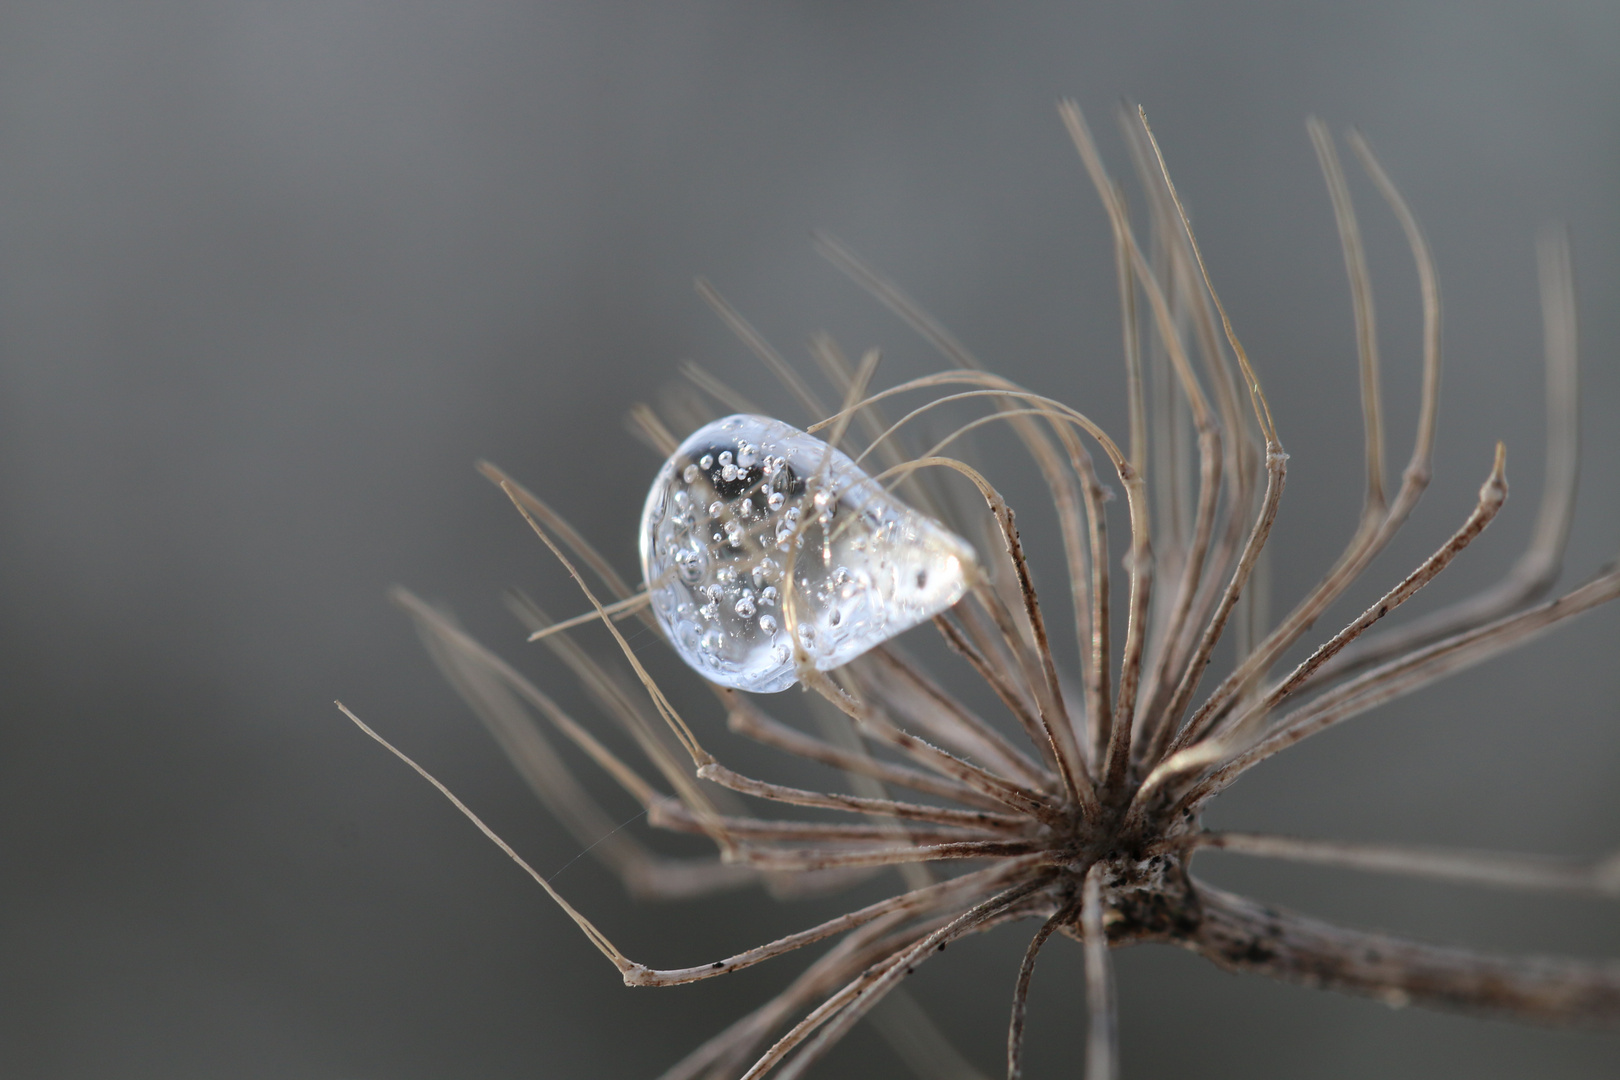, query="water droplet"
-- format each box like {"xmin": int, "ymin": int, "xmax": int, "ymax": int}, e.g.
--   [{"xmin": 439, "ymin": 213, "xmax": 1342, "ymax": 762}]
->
[{"xmin": 640, "ymin": 414, "xmax": 977, "ymax": 692}]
